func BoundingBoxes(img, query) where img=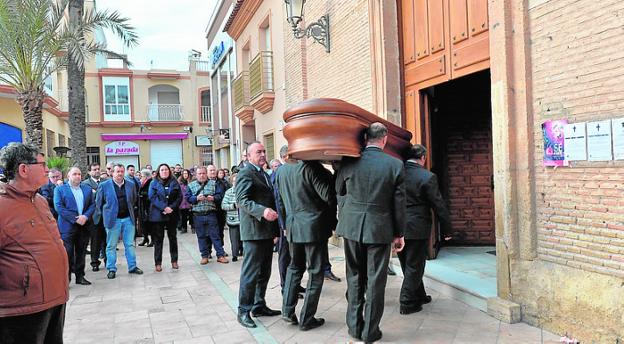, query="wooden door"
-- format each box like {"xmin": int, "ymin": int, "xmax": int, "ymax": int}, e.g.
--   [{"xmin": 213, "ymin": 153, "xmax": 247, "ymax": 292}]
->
[{"xmin": 402, "ymin": 0, "xmax": 489, "ymax": 92}]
